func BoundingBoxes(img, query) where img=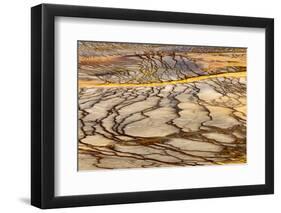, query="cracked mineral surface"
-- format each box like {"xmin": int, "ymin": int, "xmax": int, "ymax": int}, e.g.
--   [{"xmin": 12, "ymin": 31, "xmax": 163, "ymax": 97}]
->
[{"xmin": 78, "ymin": 41, "xmax": 247, "ymax": 170}]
